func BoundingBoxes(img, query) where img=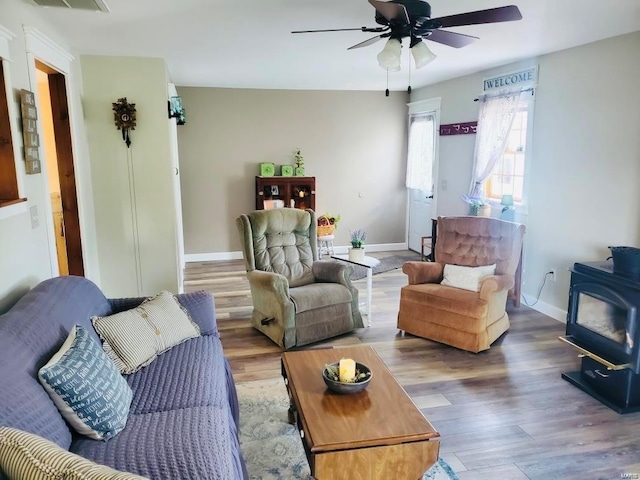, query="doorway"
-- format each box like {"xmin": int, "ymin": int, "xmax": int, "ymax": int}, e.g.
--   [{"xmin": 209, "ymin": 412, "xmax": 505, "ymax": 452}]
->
[{"xmin": 36, "ymin": 61, "xmax": 84, "ymax": 276}]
